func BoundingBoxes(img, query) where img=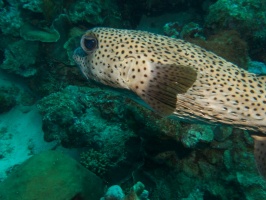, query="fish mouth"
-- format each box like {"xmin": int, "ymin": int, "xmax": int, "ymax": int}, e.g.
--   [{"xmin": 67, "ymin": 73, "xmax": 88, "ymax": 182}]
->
[
  {"xmin": 73, "ymin": 47, "xmax": 87, "ymax": 60},
  {"xmin": 73, "ymin": 47, "xmax": 90, "ymax": 79}
]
